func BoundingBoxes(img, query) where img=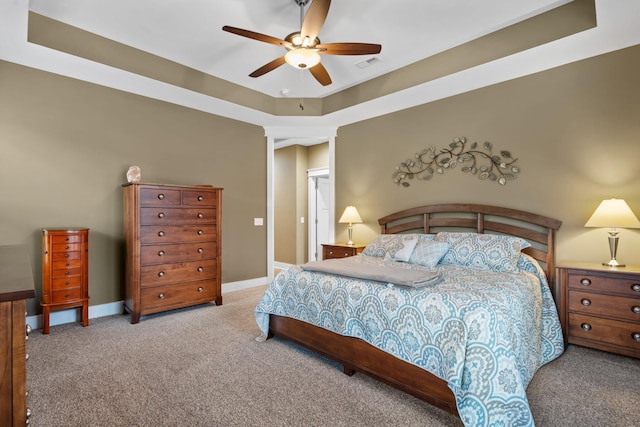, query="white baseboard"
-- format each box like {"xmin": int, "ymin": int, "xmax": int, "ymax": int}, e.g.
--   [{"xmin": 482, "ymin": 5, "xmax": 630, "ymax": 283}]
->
[
  {"xmin": 274, "ymin": 261, "xmax": 293, "ymax": 270},
  {"xmin": 26, "ymin": 277, "xmax": 269, "ymax": 331}
]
